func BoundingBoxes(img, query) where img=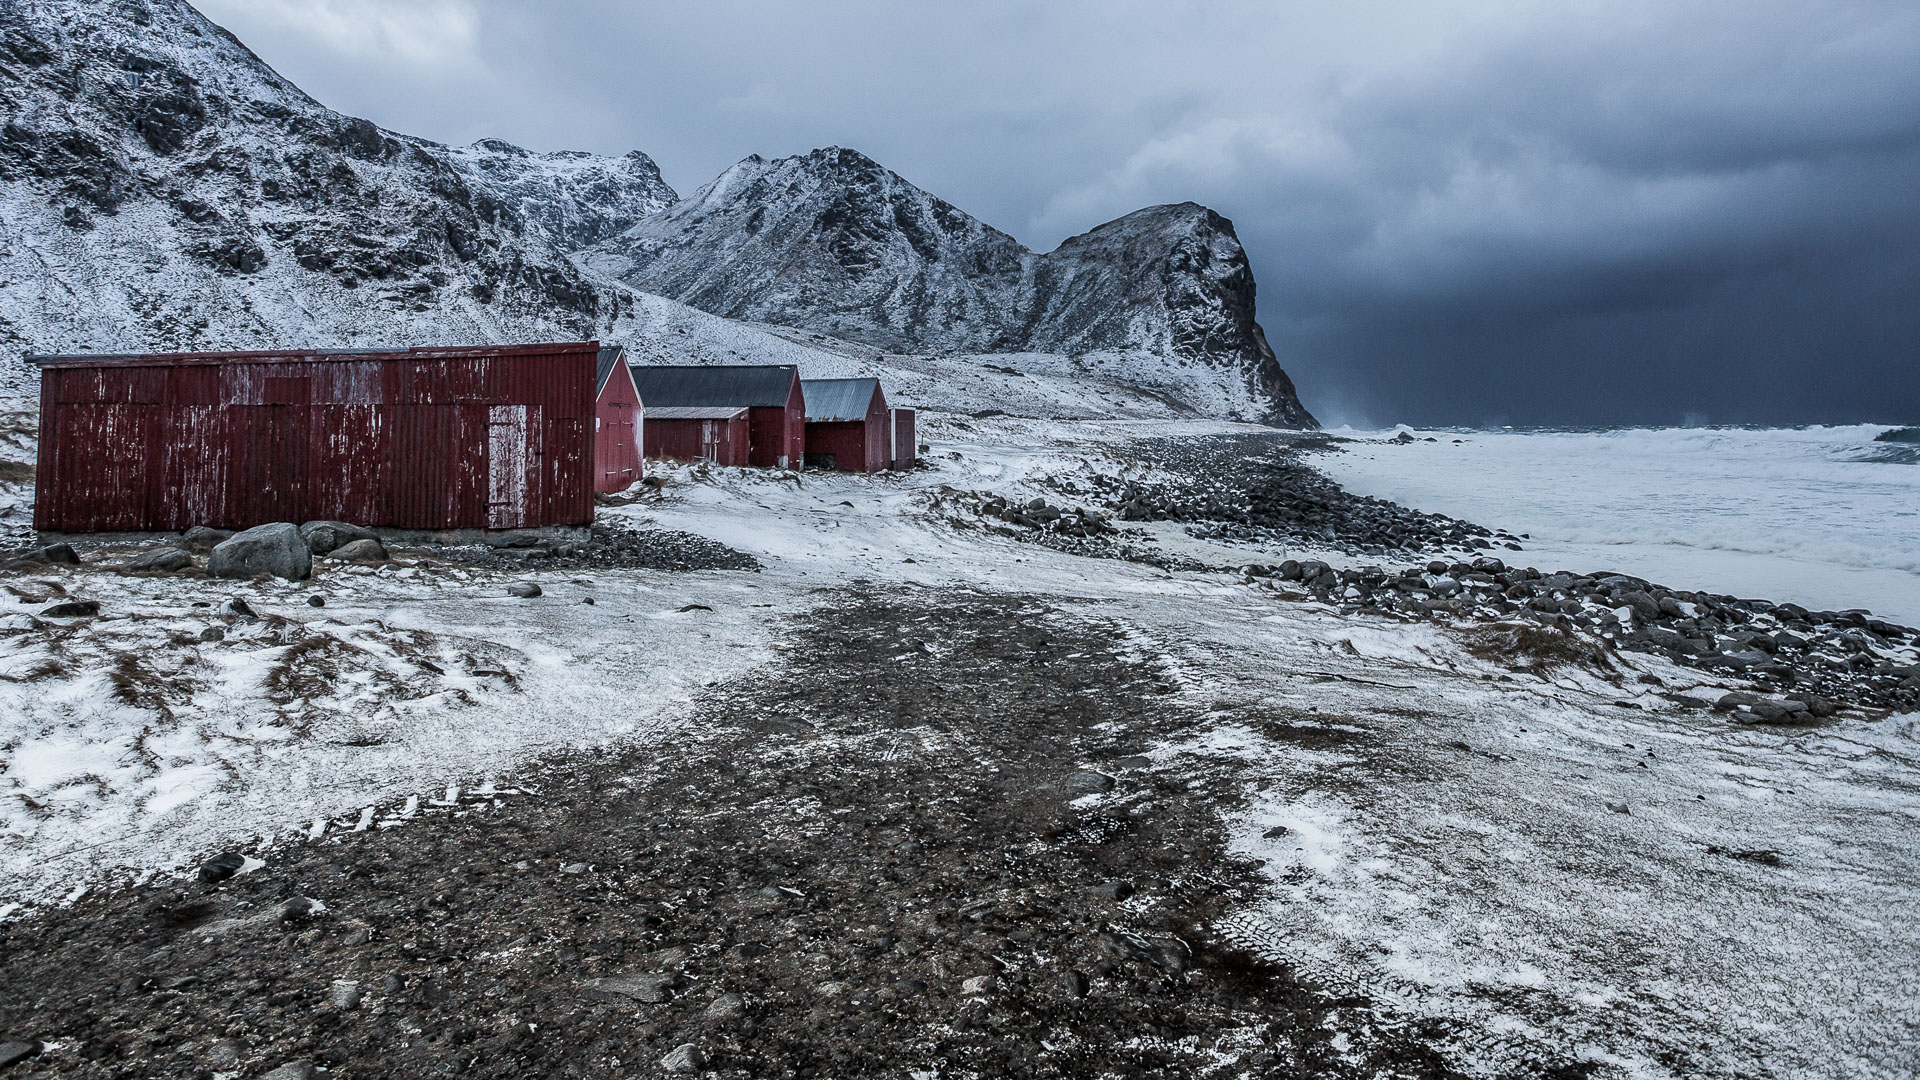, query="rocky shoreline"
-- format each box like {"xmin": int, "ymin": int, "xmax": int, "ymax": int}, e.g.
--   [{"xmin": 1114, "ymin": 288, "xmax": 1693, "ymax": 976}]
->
[{"xmin": 972, "ymin": 433, "xmax": 1920, "ymax": 717}]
